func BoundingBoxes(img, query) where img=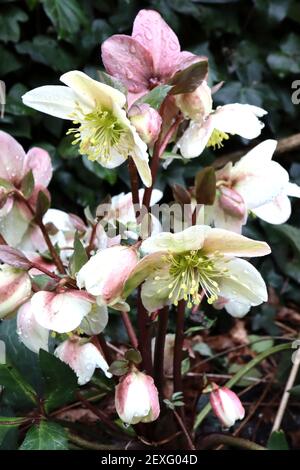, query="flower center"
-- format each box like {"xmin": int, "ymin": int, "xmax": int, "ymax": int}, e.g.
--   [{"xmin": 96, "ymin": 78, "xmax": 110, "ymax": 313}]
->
[
  {"xmin": 207, "ymin": 128, "xmax": 229, "ymax": 150},
  {"xmin": 67, "ymin": 104, "xmax": 128, "ymax": 163},
  {"xmin": 160, "ymin": 250, "xmax": 229, "ymax": 308}
]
